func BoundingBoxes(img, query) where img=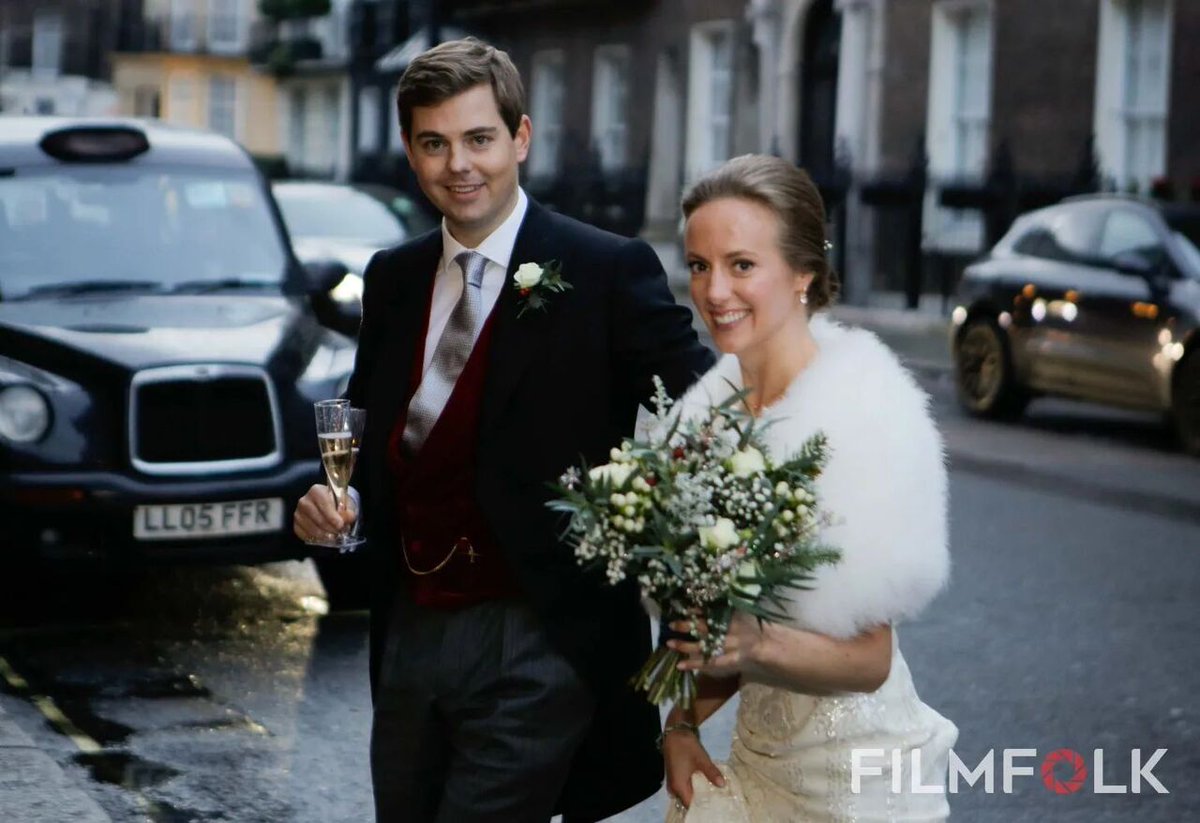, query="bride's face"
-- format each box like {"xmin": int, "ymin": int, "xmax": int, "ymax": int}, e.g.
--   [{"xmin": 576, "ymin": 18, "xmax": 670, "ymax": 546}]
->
[{"xmin": 685, "ymin": 197, "xmax": 813, "ymax": 359}]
